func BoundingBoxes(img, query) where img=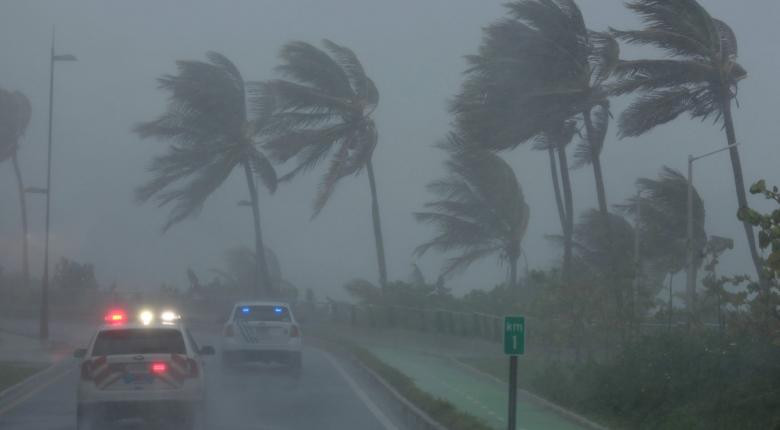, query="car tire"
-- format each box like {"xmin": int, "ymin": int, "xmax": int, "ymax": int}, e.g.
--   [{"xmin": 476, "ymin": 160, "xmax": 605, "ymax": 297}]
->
[
  {"xmin": 76, "ymin": 404, "xmax": 101, "ymax": 430},
  {"xmin": 289, "ymin": 352, "xmax": 302, "ymax": 371},
  {"xmin": 185, "ymin": 401, "xmax": 207, "ymax": 430}
]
